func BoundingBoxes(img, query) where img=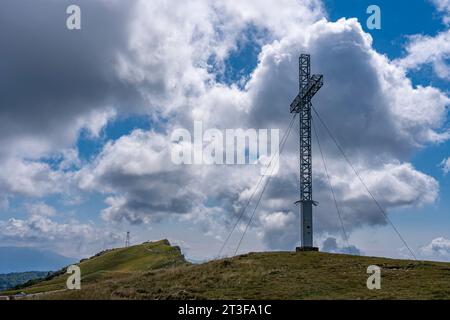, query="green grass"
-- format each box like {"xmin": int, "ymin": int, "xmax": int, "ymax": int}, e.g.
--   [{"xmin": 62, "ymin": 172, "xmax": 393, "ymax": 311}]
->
[
  {"xmin": 4, "ymin": 240, "xmax": 450, "ymax": 300},
  {"xmin": 1, "ymin": 239, "xmax": 188, "ymax": 296}
]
